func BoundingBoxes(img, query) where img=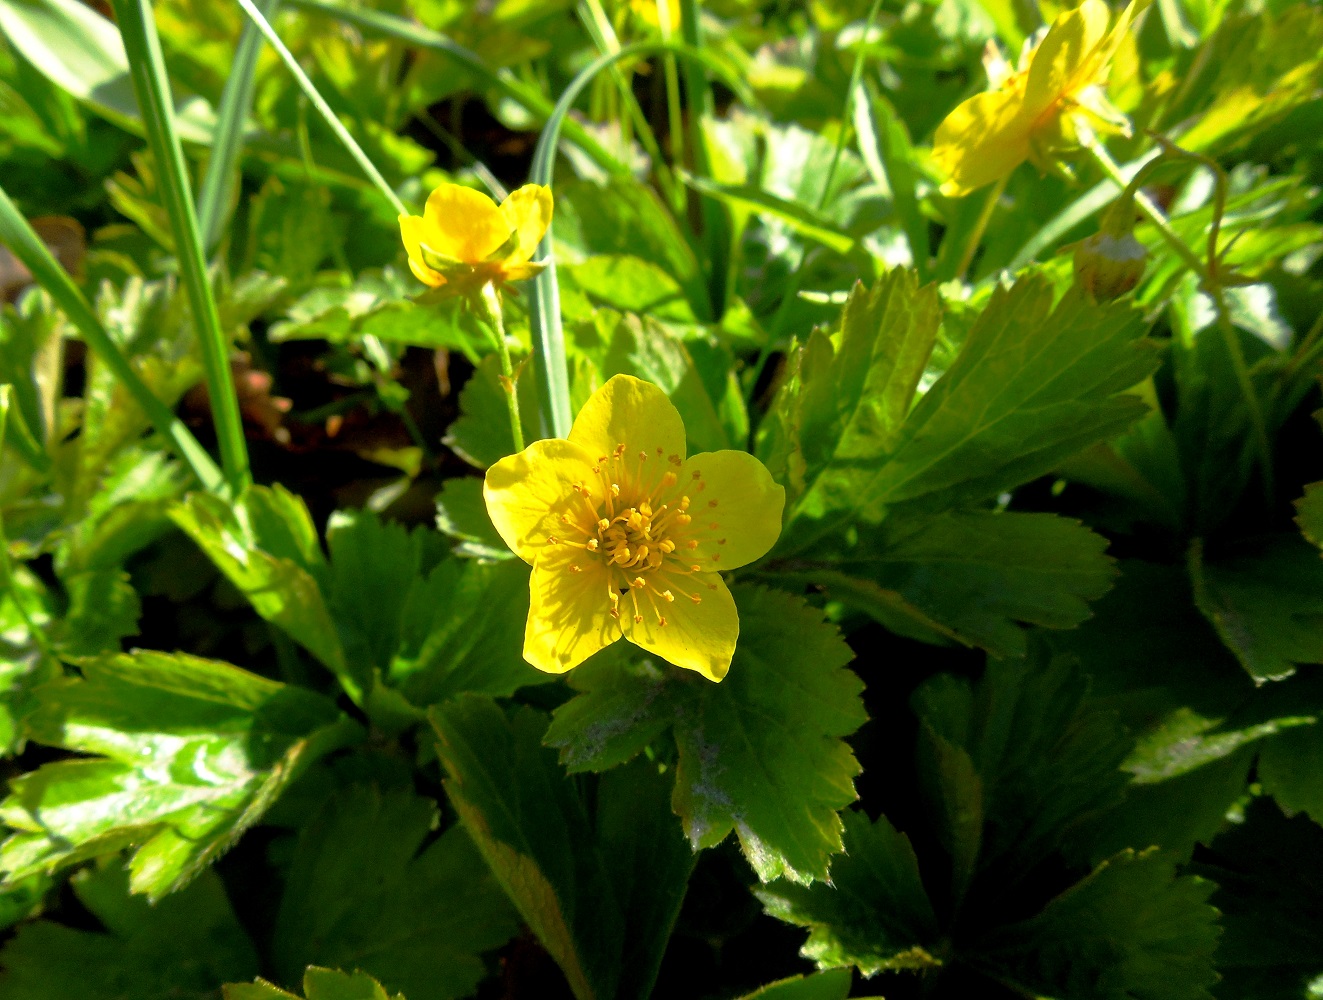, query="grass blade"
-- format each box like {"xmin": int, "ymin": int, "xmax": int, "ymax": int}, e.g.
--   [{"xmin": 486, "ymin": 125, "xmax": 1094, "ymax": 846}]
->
[
  {"xmin": 0, "ymin": 184, "xmax": 224, "ymax": 492},
  {"xmin": 284, "ymin": 0, "xmax": 628, "ymax": 181},
  {"xmin": 109, "ymin": 0, "xmax": 250, "ymax": 493},
  {"xmin": 232, "ymin": 0, "xmax": 406, "ymax": 218},
  {"xmin": 197, "ymin": 0, "xmax": 281, "ymax": 253},
  {"xmin": 528, "ymin": 41, "xmax": 753, "ymax": 440}
]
